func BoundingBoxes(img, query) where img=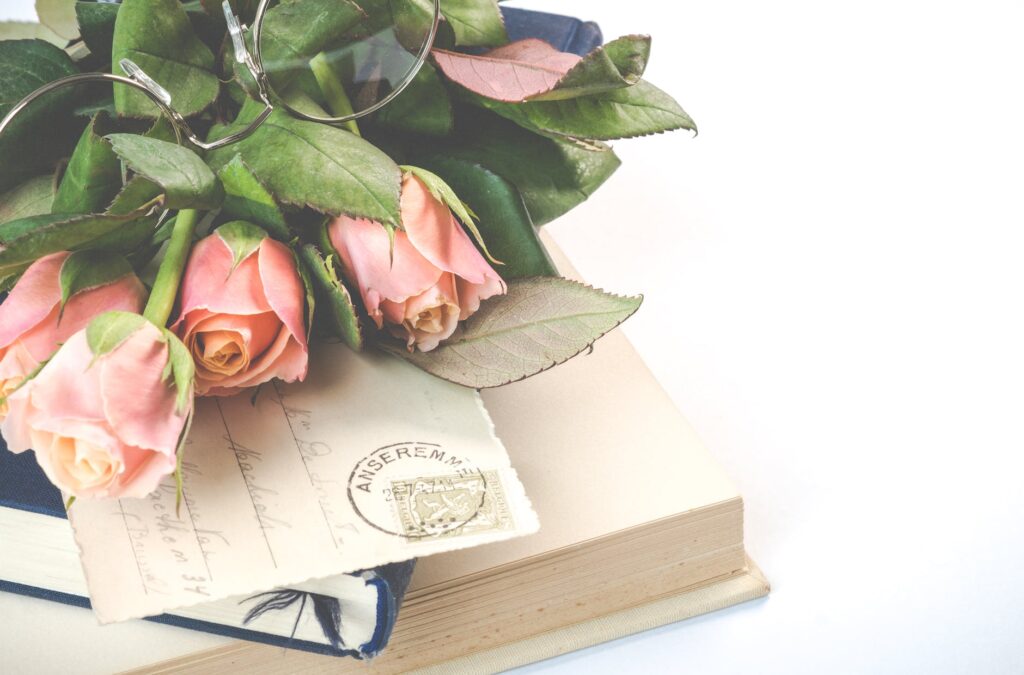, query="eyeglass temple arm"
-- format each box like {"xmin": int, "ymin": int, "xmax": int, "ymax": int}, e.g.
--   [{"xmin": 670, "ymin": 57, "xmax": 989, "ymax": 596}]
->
[
  {"xmin": 0, "ymin": 72, "xmax": 185, "ymax": 144},
  {"xmin": 186, "ymin": 1, "xmax": 275, "ymax": 152}
]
